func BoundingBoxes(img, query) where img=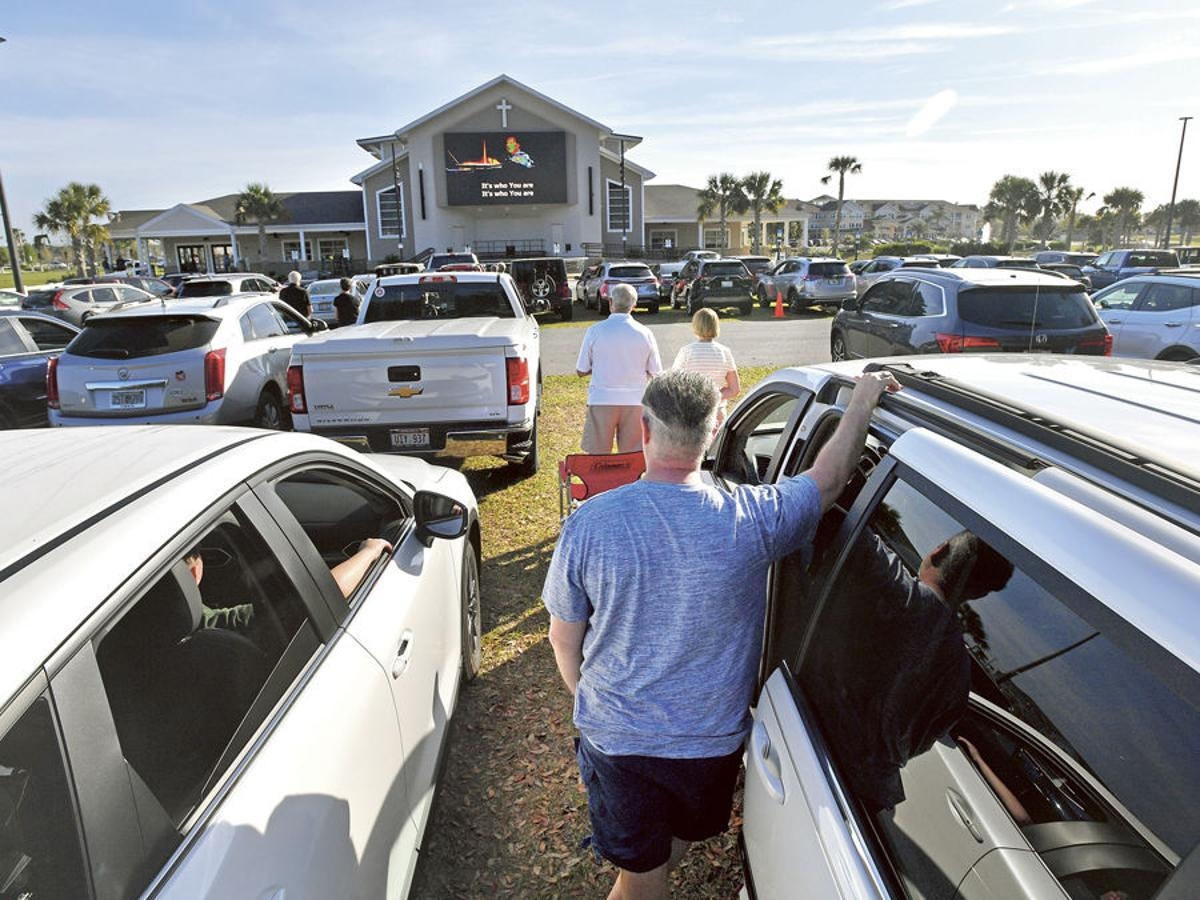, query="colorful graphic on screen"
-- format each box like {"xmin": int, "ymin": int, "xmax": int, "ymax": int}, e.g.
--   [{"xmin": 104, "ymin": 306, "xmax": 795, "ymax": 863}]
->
[{"xmin": 444, "ymin": 131, "xmax": 567, "ymax": 206}]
